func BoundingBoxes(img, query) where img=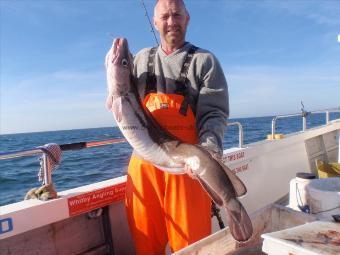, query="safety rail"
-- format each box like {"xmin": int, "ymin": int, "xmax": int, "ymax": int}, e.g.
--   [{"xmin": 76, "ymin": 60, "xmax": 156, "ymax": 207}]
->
[
  {"xmin": 0, "ymin": 123, "xmax": 244, "ymax": 161},
  {"xmin": 271, "ymin": 107, "xmax": 340, "ymax": 137},
  {"xmin": 0, "ymin": 138, "xmax": 126, "ymax": 160},
  {"xmin": 1, "ymin": 108, "xmax": 337, "ymax": 183},
  {"xmin": 226, "ymin": 122, "xmax": 244, "ymax": 148},
  {"xmin": 0, "ymin": 124, "xmax": 244, "ymax": 161},
  {"xmin": 0, "ymin": 138, "xmax": 126, "ymax": 185},
  {"xmin": 0, "ymin": 122, "xmax": 244, "ymax": 185}
]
